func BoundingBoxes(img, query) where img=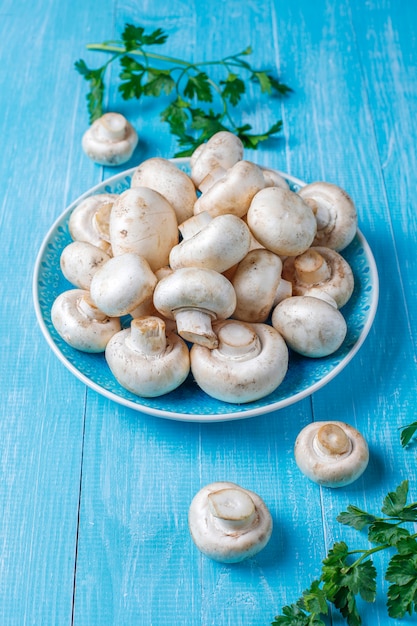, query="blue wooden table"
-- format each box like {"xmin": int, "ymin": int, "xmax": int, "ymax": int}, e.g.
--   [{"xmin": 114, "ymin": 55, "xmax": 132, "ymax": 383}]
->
[{"xmin": 1, "ymin": 0, "xmax": 416, "ymax": 624}]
